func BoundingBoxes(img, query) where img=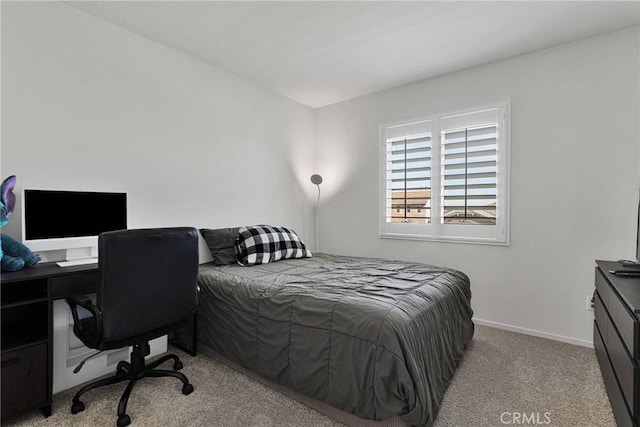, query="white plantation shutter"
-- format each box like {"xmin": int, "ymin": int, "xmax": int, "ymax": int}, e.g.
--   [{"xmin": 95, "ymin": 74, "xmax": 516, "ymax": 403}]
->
[
  {"xmin": 384, "ymin": 120, "xmax": 432, "ymax": 227},
  {"xmin": 441, "ymin": 124, "xmax": 497, "ymax": 225},
  {"xmin": 380, "ymin": 103, "xmax": 510, "ymax": 245},
  {"xmin": 386, "ymin": 133, "xmax": 432, "ymax": 224}
]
